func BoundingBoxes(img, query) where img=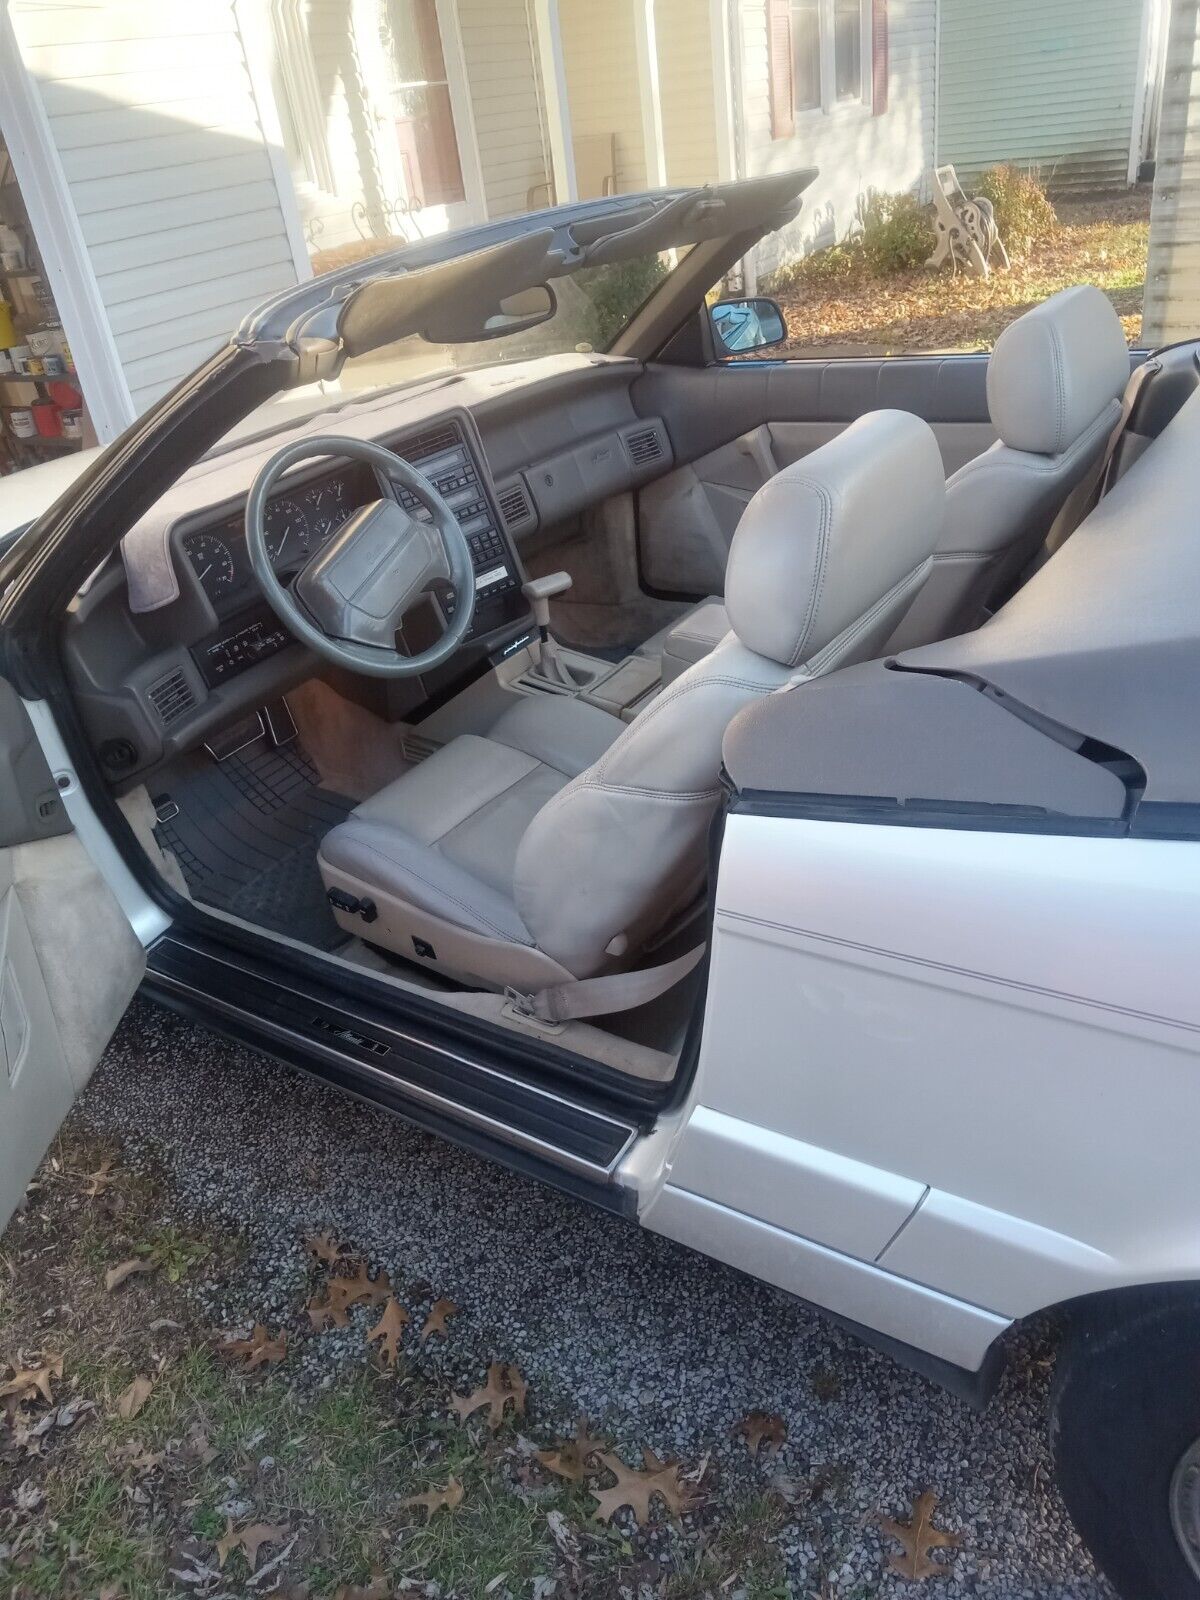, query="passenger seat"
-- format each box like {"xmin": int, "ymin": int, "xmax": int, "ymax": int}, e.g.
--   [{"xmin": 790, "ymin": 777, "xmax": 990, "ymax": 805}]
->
[{"xmin": 646, "ymin": 285, "xmax": 1131, "ymax": 675}]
